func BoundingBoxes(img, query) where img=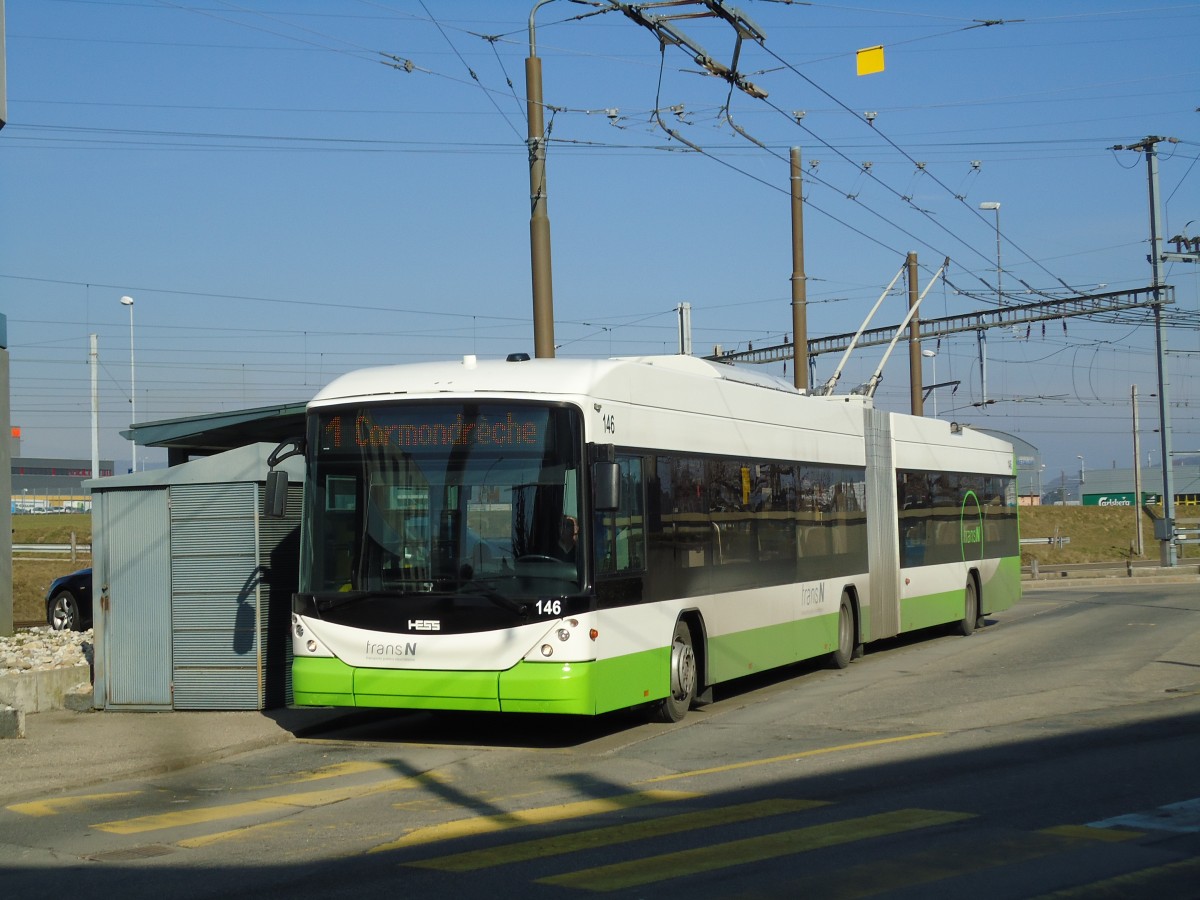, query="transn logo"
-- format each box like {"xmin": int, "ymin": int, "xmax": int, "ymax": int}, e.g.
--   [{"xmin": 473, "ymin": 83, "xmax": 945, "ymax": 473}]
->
[{"xmin": 408, "ymin": 619, "xmax": 441, "ymax": 631}]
